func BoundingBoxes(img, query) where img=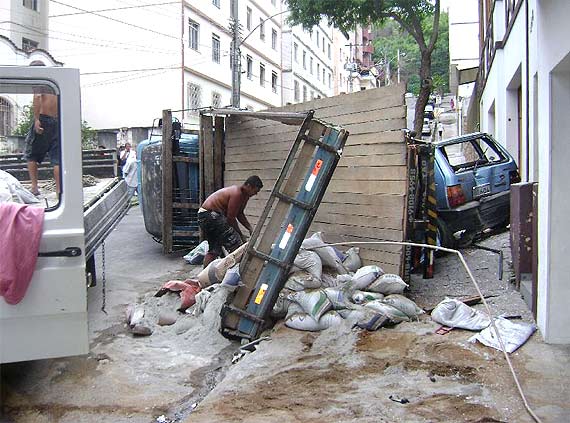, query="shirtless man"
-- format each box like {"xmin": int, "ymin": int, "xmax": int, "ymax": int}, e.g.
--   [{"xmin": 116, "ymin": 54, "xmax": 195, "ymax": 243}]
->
[
  {"xmin": 198, "ymin": 175, "xmax": 263, "ymax": 266},
  {"xmin": 23, "ymin": 60, "xmax": 60, "ymax": 195}
]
